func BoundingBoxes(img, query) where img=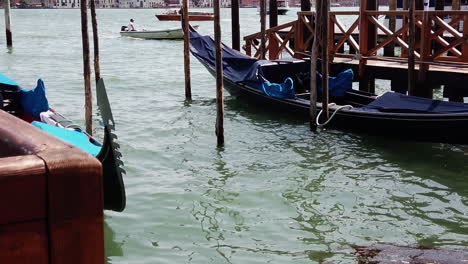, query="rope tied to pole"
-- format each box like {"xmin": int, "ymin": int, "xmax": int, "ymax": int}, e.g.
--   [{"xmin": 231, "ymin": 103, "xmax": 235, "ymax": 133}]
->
[{"xmin": 316, "ymin": 103, "xmax": 353, "ymax": 128}]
